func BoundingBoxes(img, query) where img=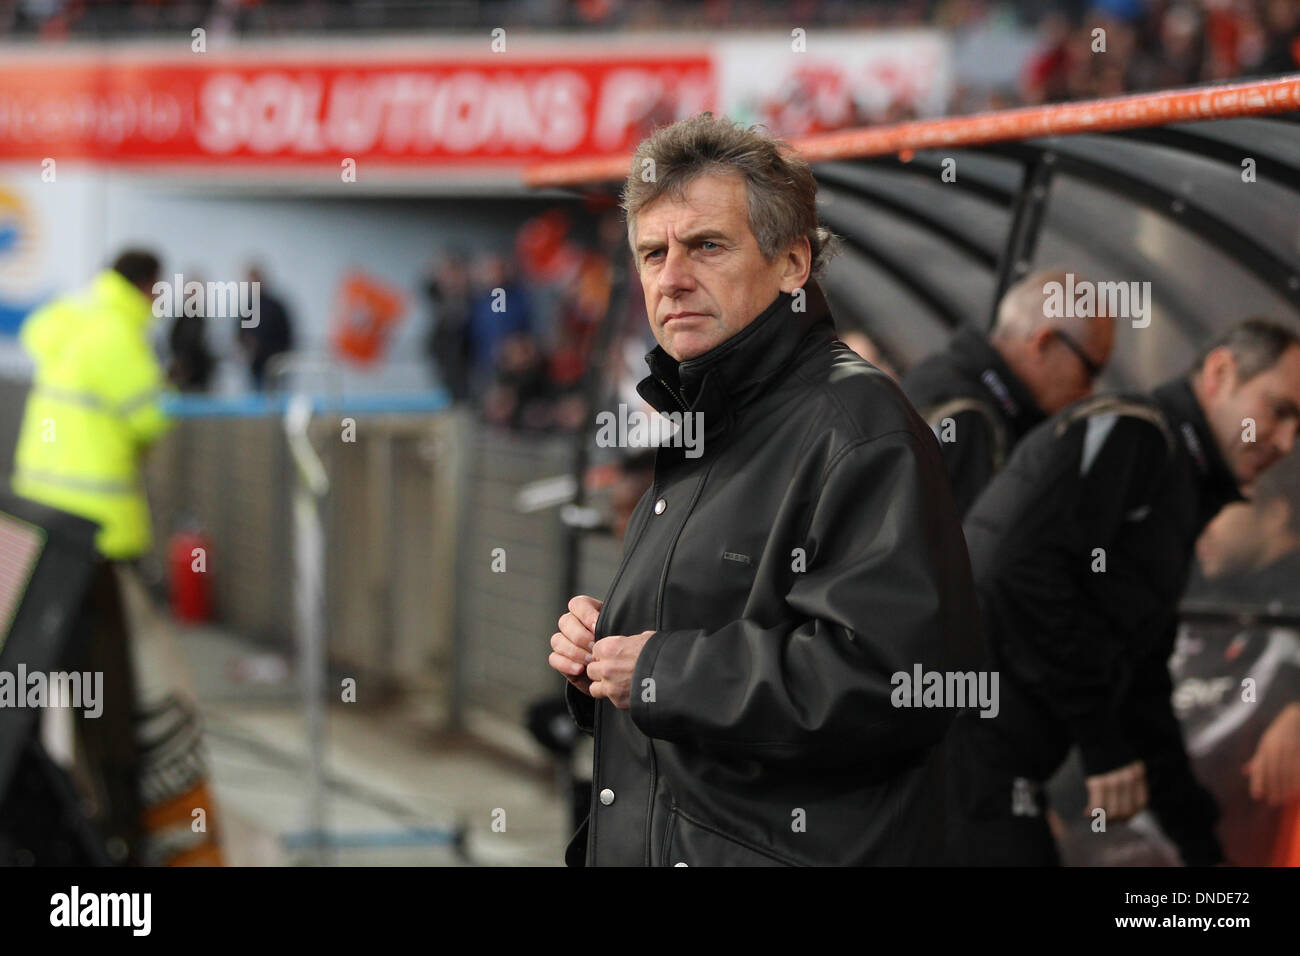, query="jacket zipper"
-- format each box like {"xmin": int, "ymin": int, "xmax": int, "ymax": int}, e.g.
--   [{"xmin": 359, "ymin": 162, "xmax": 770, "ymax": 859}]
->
[{"xmin": 656, "ymin": 377, "xmax": 689, "ymax": 414}]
